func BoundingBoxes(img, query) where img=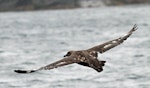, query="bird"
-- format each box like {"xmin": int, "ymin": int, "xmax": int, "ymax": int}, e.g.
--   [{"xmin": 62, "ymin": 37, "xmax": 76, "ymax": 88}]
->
[{"xmin": 14, "ymin": 24, "xmax": 137, "ymax": 73}]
